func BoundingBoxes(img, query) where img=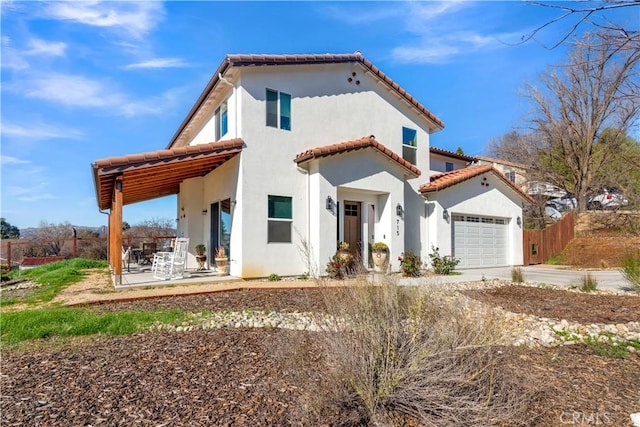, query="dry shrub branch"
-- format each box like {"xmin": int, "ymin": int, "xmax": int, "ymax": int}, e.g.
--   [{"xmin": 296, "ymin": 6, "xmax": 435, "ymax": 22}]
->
[{"xmin": 297, "ymin": 277, "xmax": 540, "ymax": 426}]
